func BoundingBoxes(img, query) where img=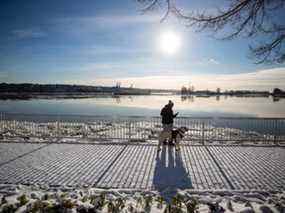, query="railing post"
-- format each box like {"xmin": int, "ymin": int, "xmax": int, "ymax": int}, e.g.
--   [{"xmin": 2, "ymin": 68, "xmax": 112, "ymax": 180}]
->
[
  {"xmin": 0, "ymin": 112, "xmax": 3, "ymax": 135},
  {"xmin": 273, "ymin": 119, "xmax": 278, "ymax": 145},
  {"xmin": 56, "ymin": 116, "xmax": 60, "ymax": 141},
  {"xmin": 84, "ymin": 123, "xmax": 88, "ymax": 139},
  {"xmin": 202, "ymin": 121, "xmax": 205, "ymax": 145},
  {"xmin": 0, "ymin": 112, "xmax": 2, "ymax": 132},
  {"xmin": 128, "ymin": 121, "xmax": 131, "ymax": 142}
]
